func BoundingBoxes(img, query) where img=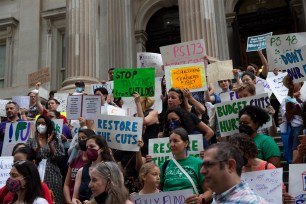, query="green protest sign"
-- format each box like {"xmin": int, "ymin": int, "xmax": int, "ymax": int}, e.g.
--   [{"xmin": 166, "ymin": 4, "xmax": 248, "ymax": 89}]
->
[{"xmin": 113, "ymin": 68, "xmax": 155, "ymax": 97}]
